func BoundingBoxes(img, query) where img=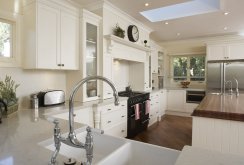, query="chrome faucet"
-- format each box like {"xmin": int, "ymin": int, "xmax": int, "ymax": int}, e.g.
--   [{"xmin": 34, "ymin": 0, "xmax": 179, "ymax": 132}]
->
[
  {"xmin": 234, "ymin": 78, "xmax": 239, "ymax": 97},
  {"xmin": 225, "ymin": 80, "xmax": 233, "ymax": 95},
  {"xmin": 49, "ymin": 76, "xmax": 120, "ymax": 165}
]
